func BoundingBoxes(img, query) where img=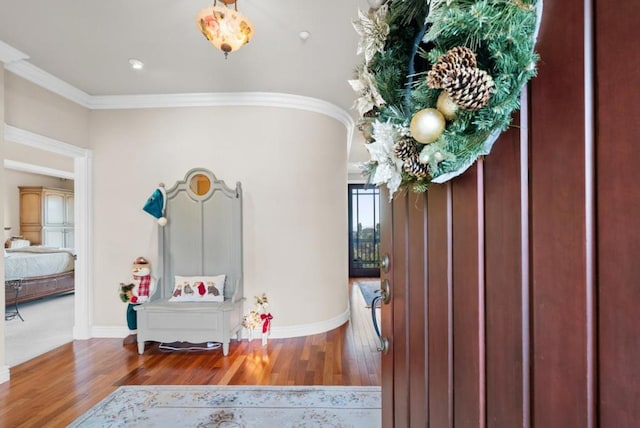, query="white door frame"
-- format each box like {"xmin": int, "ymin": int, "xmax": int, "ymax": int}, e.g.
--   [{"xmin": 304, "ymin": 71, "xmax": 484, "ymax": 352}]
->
[{"xmin": 4, "ymin": 125, "xmax": 93, "ymax": 339}]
